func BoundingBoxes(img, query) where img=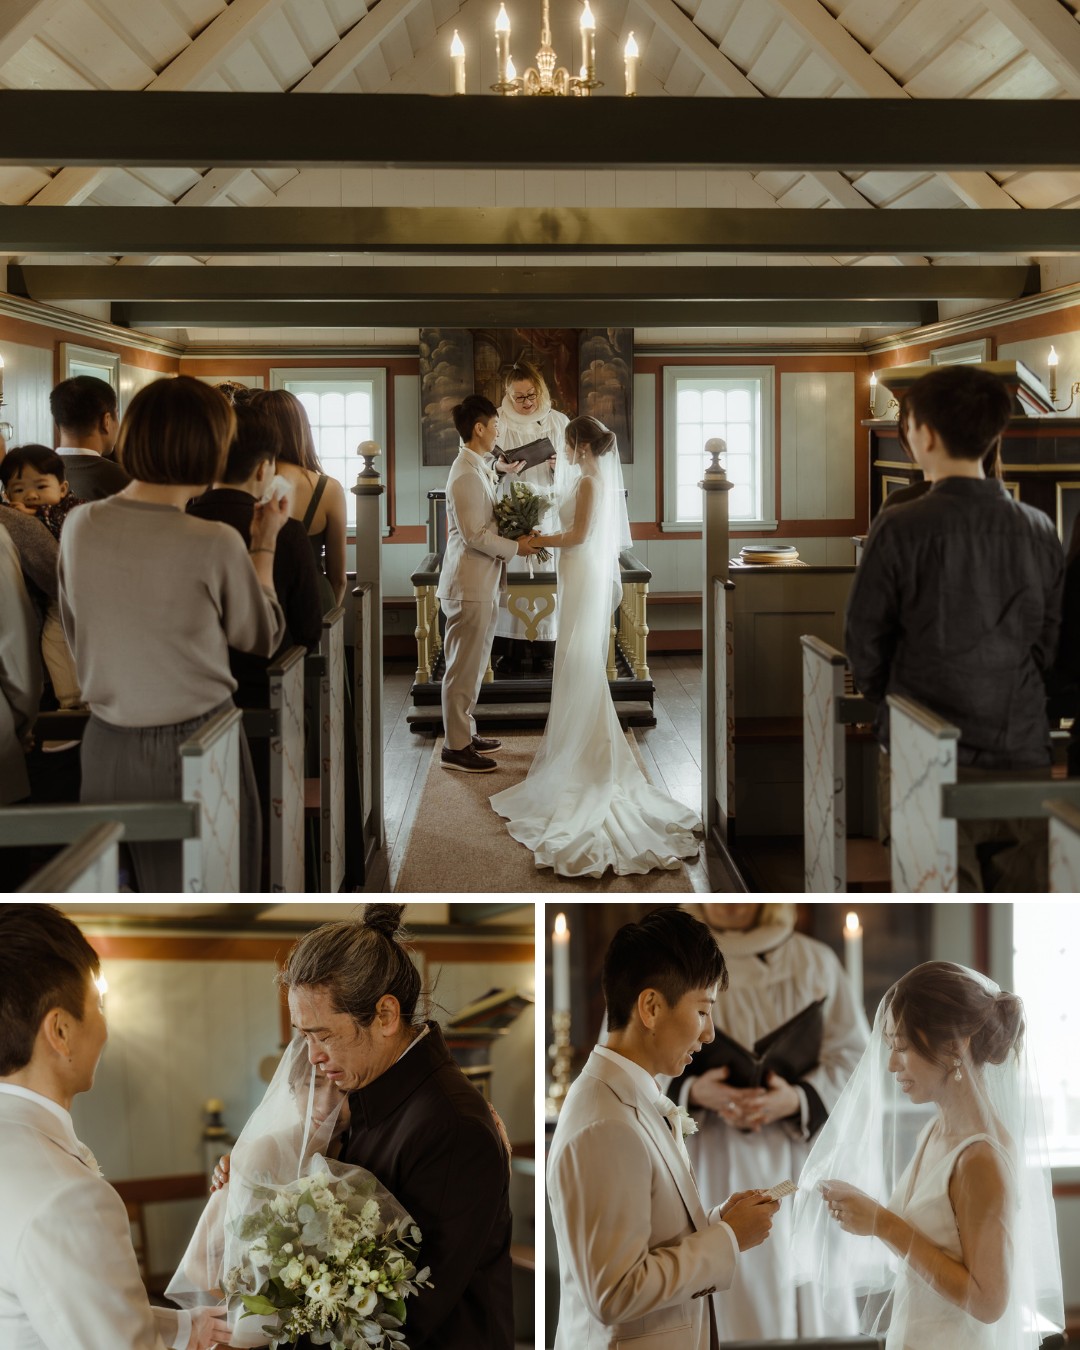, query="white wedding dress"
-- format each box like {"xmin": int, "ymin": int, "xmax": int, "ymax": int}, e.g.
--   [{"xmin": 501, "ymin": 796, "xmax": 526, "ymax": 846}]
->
[{"xmin": 490, "ymin": 451, "xmax": 701, "ymax": 877}]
